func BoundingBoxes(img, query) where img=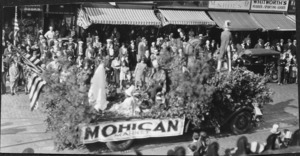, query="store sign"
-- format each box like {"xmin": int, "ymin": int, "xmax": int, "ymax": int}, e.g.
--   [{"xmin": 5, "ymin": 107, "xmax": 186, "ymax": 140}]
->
[
  {"xmin": 23, "ymin": 5, "xmax": 43, "ymax": 12},
  {"xmin": 251, "ymin": 0, "xmax": 289, "ymax": 12},
  {"xmin": 81, "ymin": 117, "xmax": 185, "ymax": 143},
  {"xmin": 209, "ymin": 0, "xmax": 251, "ymax": 10},
  {"xmin": 288, "ymin": 0, "xmax": 295, "ymax": 13}
]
